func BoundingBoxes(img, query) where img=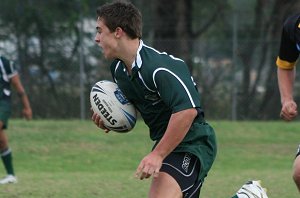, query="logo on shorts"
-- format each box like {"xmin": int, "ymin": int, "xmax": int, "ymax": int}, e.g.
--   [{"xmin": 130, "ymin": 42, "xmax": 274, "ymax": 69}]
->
[{"xmin": 182, "ymin": 153, "xmax": 191, "ymax": 173}]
